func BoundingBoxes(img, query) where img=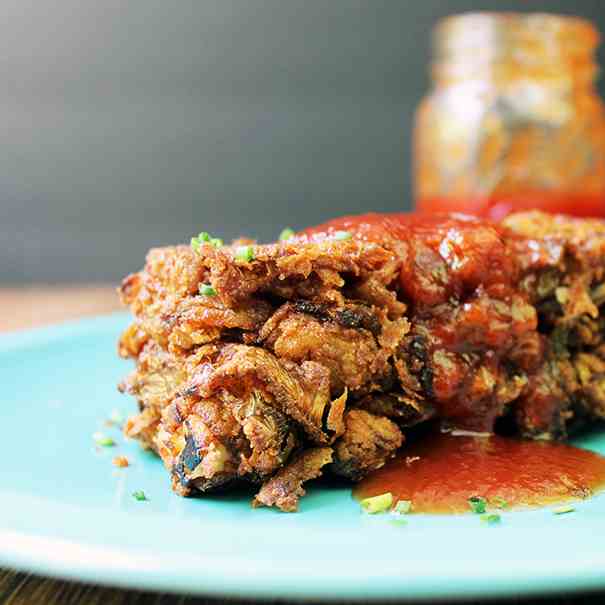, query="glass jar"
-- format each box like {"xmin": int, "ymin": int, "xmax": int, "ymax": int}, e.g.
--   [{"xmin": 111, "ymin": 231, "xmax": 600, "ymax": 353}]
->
[{"xmin": 413, "ymin": 13, "xmax": 605, "ymax": 219}]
